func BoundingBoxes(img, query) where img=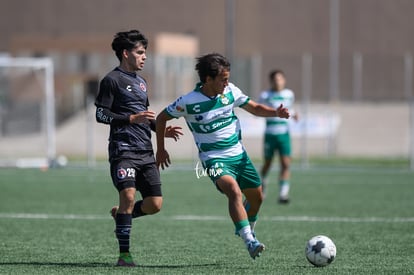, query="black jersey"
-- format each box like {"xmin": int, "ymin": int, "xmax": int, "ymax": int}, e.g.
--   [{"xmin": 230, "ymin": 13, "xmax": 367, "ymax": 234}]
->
[{"xmin": 95, "ymin": 67, "xmax": 153, "ymax": 160}]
